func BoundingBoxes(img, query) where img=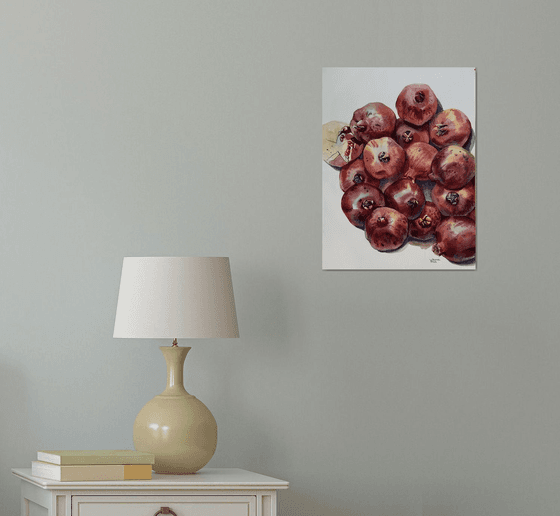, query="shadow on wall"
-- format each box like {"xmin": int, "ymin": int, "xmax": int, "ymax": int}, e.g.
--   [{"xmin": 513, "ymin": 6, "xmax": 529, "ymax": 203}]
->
[{"xmin": 0, "ymin": 363, "xmax": 35, "ymax": 515}]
